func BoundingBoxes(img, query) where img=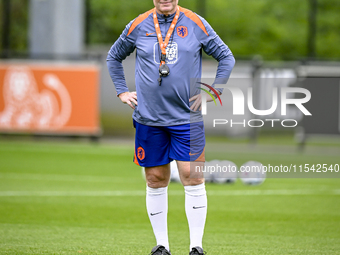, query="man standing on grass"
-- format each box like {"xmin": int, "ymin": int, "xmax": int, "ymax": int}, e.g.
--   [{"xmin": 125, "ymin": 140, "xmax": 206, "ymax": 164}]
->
[{"xmin": 107, "ymin": 0, "xmax": 234, "ymax": 254}]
